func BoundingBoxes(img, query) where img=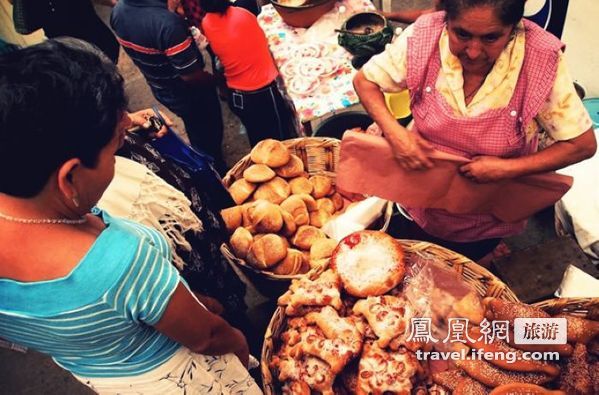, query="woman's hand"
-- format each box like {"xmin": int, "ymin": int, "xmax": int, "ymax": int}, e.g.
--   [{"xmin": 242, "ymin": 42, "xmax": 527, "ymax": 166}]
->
[
  {"xmin": 387, "ymin": 129, "xmax": 434, "ymax": 170},
  {"xmin": 127, "ymin": 108, "xmax": 173, "ymax": 139},
  {"xmin": 459, "ymin": 156, "xmax": 515, "ymax": 183}
]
